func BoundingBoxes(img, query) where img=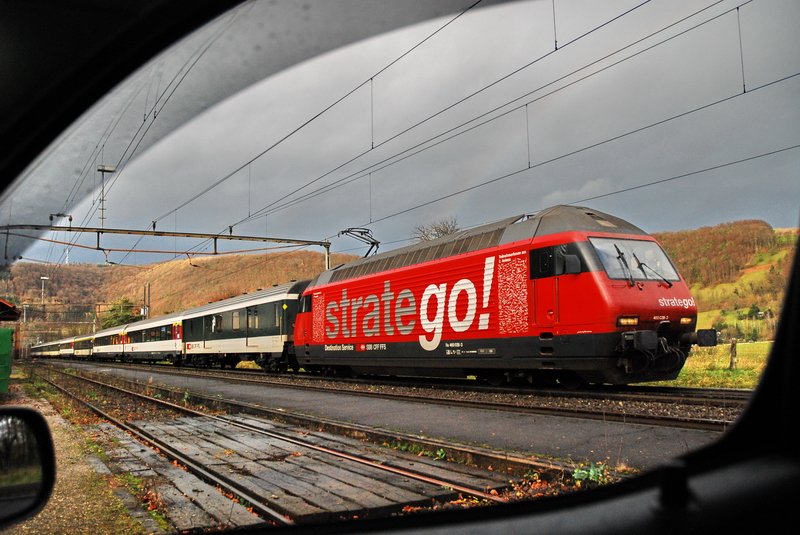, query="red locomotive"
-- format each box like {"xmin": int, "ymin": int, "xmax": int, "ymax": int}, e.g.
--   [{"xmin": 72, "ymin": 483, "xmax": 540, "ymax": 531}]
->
[{"xmin": 294, "ymin": 205, "xmax": 716, "ymax": 386}]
